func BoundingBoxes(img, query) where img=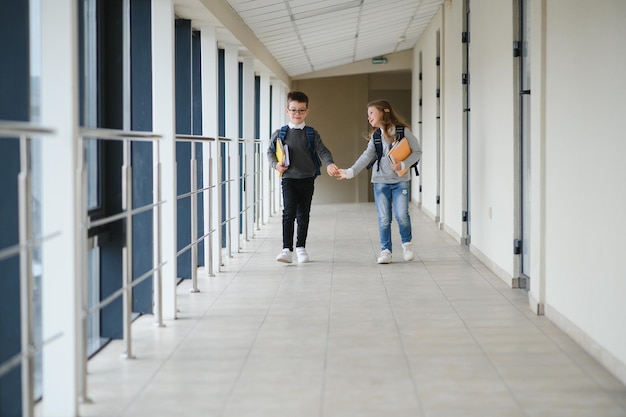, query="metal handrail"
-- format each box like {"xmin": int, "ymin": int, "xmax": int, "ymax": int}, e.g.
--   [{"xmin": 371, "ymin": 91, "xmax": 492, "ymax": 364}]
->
[
  {"xmin": 0, "ymin": 121, "xmax": 55, "ymax": 137},
  {"xmin": 0, "ymin": 121, "xmax": 55, "ymax": 417},
  {"xmin": 174, "ymin": 134, "xmax": 218, "ymax": 290},
  {"xmin": 76, "ymin": 128, "xmax": 164, "ymax": 403},
  {"xmin": 79, "ymin": 127, "xmax": 161, "ymax": 142}
]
